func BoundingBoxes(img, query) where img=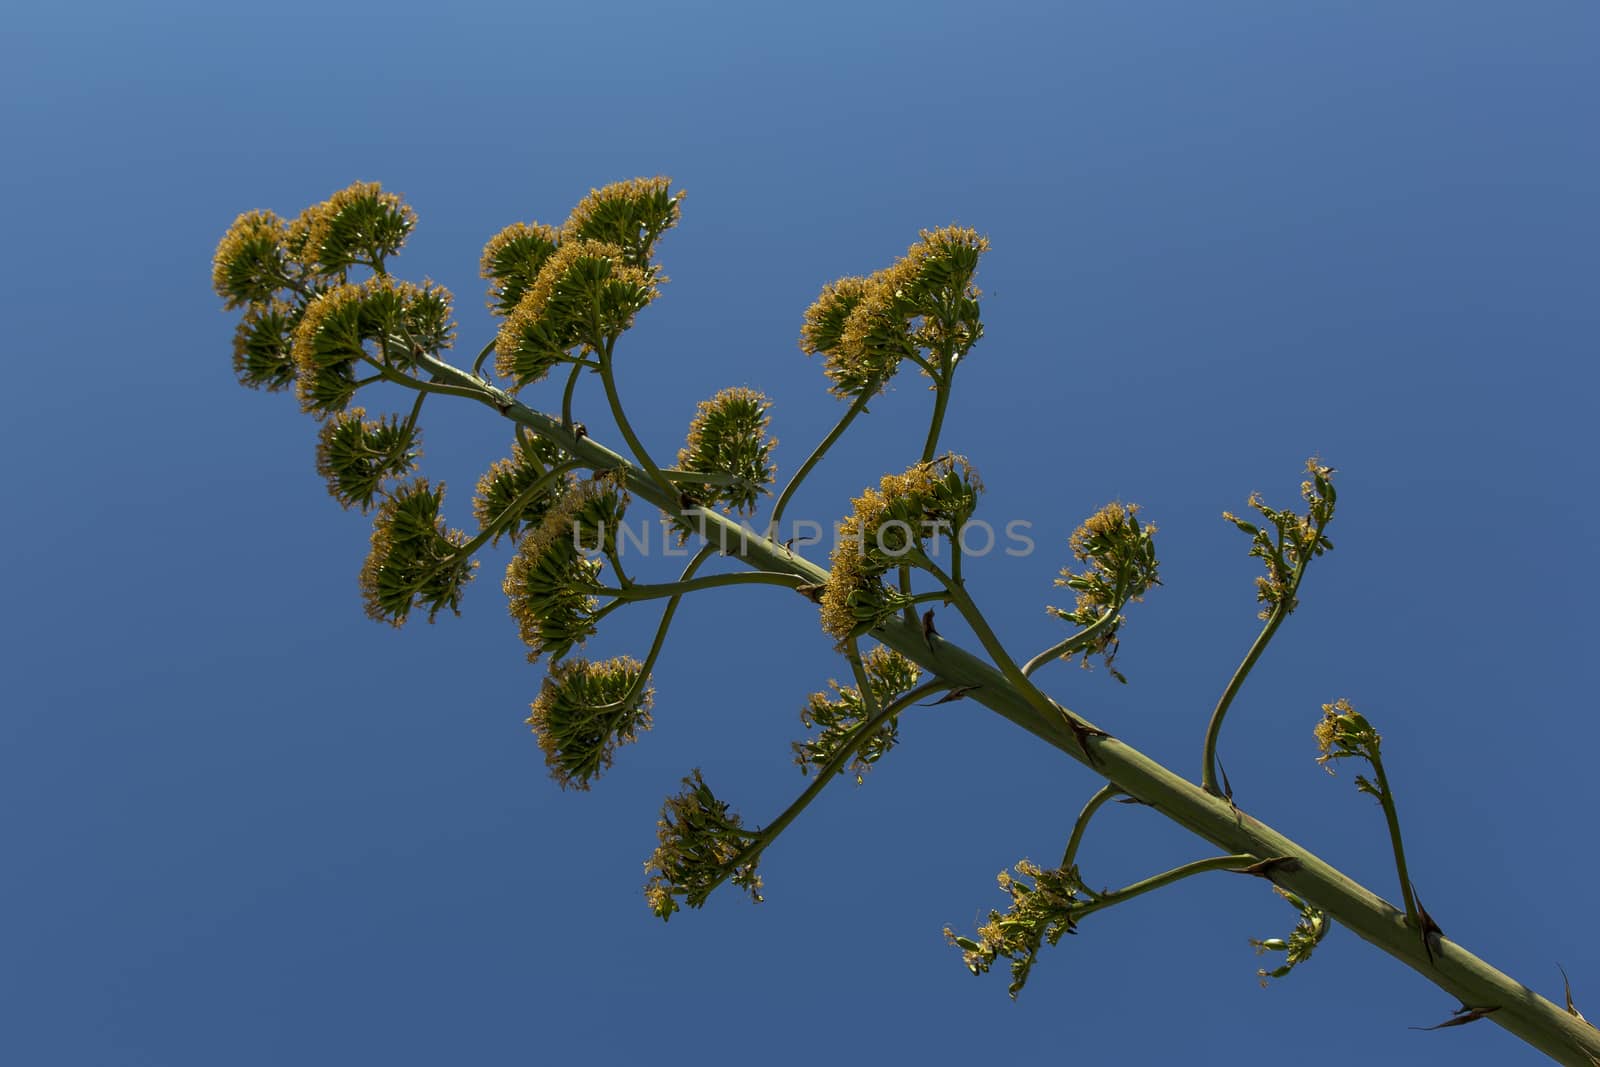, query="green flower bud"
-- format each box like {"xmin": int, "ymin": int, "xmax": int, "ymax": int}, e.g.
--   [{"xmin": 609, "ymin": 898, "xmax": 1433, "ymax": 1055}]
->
[
  {"xmin": 473, "ymin": 435, "xmax": 571, "ymax": 546},
  {"xmin": 502, "ymin": 479, "xmax": 627, "ymax": 662},
  {"xmin": 212, "ymin": 210, "xmax": 291, "ymax": 309},
  {"xmin": 231, "ymin": 299, "xmax": 301, "ymax": 392},
  {"xmin": 643, "ymin": 769, "xmax": 762, "ymax": 921},
  {"xmin": 315, "ymin": 407, "xmax": 422, "ymax": 512},
  {"xmin": 561, "ymin": 176, "xmax": 682, "ymax": 268},
  {"xmin": 359, "ymin": 479, "xmax": 476, "ymax": 627},
  {"xmin": 480, "ymin": 222, "xmax": 561, "ymax": 317},
  {"xmin": 292, "ymin": 181, "xmax": 417, "ymax": 277},
  {"xmin": 793, "ymin": 646, "xmax": 920, "ymax": 783},
  {"xmin": 675, "ymin": 387, "xmax": 778, "ymax": 515},
  {"xmin": 528, "ymin": 656, "xmax": 653, "ymax": 790},
  {"xmin": 494, "ymin": 239, "xmax": 659, "ymax": 387}
]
